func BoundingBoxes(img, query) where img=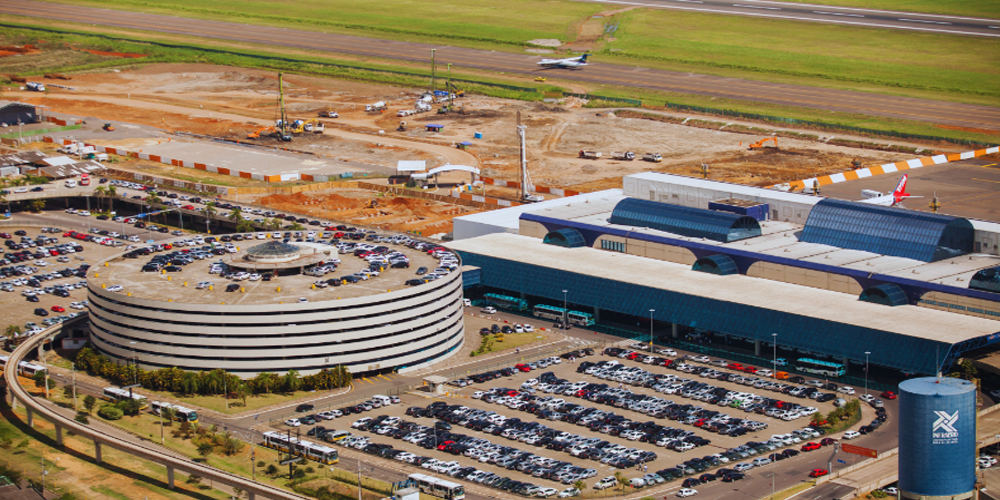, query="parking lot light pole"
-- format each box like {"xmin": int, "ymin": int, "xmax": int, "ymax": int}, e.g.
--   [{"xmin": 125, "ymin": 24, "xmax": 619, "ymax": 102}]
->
[
  {"xmin": 864, "ymin": 351, "xmax": 871, "ymax": 397},
  {"xmin": 649, "ymin": 309, "xmax": 655, "ymax": 352},
  {"xmin": 562, "ymin": 289, "xmax": 568, "ymax": 331},
  {"xmin": 772, "ymin": 333, "xmax": 777, "ymax": 379}
]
